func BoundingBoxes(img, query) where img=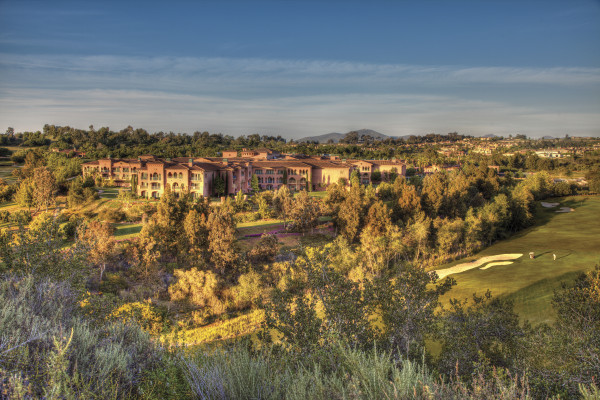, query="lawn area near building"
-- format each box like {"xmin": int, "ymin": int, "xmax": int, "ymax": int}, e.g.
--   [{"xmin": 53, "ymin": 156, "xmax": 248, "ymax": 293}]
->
[
  {"xmin": 113, "ymin": 223, "xmax": 144, "ymax": 240},
  {"xmin": 435, "ymin": 195, "xmax": 600, "ymax": 325}
]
